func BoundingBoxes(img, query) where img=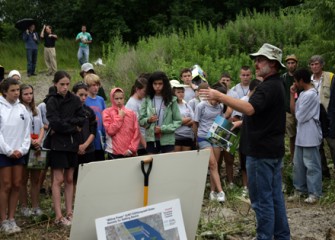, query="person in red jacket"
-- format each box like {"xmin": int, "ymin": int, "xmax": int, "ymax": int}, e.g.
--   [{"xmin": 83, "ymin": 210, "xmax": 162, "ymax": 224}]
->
[{"xmin": 103, "ymin": 88, "xmax": 140, "ymax": 159}]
